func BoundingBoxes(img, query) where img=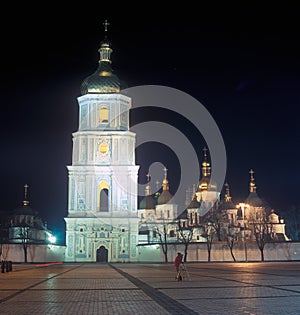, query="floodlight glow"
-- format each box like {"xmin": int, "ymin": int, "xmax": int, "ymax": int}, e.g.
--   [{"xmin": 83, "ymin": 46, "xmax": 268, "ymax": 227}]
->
[{"xmin": 48, "ymin": 235, "xmax": 56, "ymax": 243}]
